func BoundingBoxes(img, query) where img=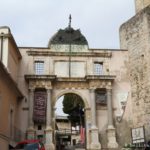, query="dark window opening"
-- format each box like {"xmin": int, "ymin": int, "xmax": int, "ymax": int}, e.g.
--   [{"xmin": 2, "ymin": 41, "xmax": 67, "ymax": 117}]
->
[
  {"xmin": 95, "ymin": 89, "xmax": 107, "ymax": 105},
  {"xmin": 38, "ymin": 125, "xmax": 42, "ymax": 130}
]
